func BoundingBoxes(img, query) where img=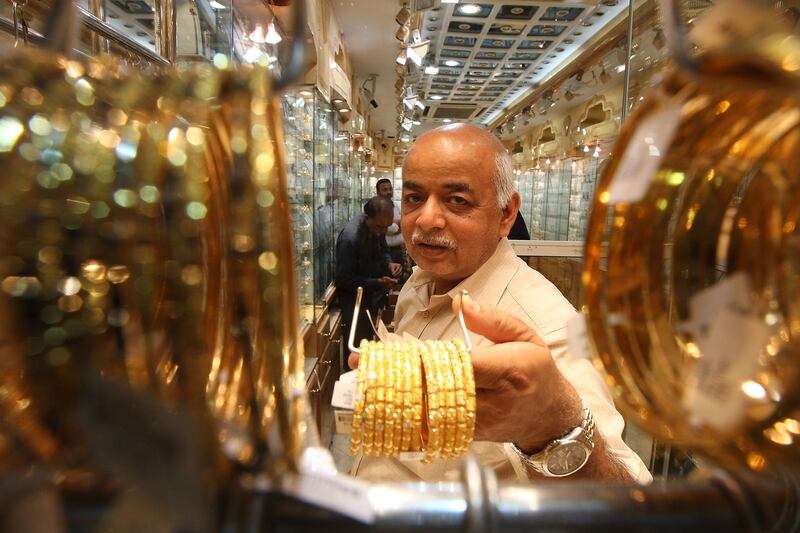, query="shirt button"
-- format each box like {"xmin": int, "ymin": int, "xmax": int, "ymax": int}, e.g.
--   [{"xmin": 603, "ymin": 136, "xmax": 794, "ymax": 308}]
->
[{"xmin": 422, "ymin": 310, "xmax": 430, "ymax": 319}]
